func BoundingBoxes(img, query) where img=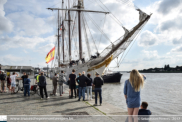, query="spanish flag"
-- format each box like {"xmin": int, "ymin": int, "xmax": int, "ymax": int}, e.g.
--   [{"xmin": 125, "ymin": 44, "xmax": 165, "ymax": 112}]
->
[{"xmin": 45, "ymin": 47, "xmax": 55, "ymax": 63}]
